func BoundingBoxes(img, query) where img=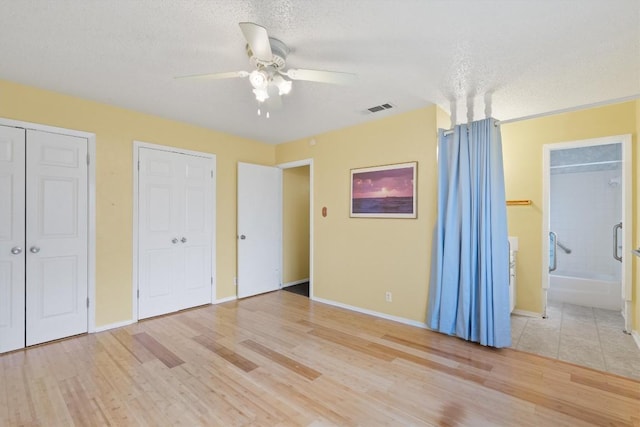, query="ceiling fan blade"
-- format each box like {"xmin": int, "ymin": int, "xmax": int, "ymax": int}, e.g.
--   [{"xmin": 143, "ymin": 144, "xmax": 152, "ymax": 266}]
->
[
  {"xmin": 239, "ymin": 22, "xmax": 273, "ymax": 62},
  {"xmin": 283, "ymin": 69, "xmax": 357, "ymax": 85},
  {"xmin": 175, "ymin": 71, "xmax": 249, "ymax": 80}
]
